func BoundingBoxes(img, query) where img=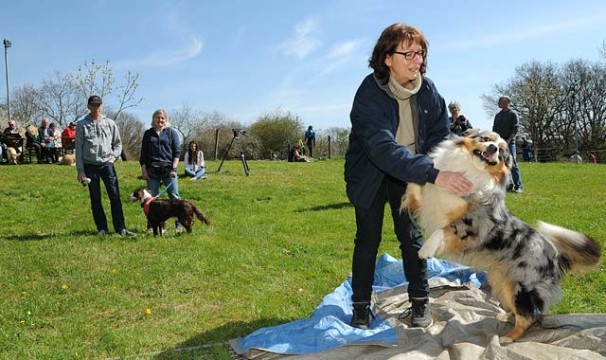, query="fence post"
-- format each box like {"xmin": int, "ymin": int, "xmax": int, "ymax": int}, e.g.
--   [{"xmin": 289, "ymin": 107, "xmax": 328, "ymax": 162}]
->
[
  {"xmin": 328, "ymin": 135, "xmax": 332, "ymax": 159},
  {"xmin": 213, "ymin": 128, "xmax": 219, "ymax": 160}
]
